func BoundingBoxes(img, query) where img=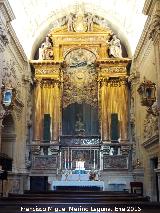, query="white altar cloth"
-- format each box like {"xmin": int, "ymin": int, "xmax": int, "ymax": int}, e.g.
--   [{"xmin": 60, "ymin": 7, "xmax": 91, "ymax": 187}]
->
[
  {"xmin": 51, "ymin": 181, "xmax": 104, "ymax": 190},
  {"xmin": 61, "ymin": 174, "xmax": 89, "ymax": 181}
]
